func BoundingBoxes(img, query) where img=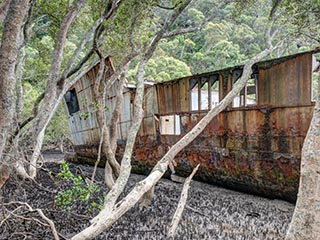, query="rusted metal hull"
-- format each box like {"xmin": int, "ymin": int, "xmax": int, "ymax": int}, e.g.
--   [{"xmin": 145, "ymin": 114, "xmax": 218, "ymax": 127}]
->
[
  {"xmin": 65, "ymin": 51, "xmax": 319, "ymax": 203},
  {"xmin": 71, "ymin": 104, "xmax": 313, "ymax": 202}
]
